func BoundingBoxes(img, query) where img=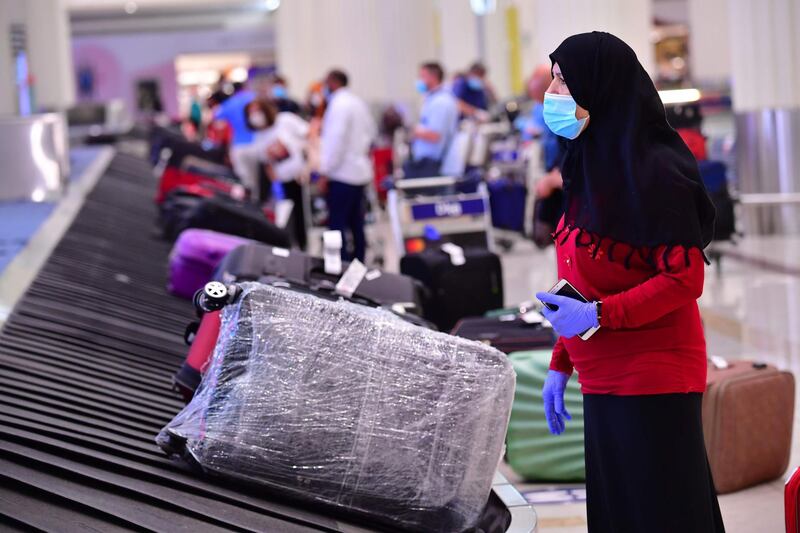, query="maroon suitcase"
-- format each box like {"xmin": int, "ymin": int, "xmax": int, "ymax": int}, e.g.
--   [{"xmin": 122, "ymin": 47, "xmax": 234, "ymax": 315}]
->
[{"xmin": 703, "ymin": 359, "xmax": 794, "ymax": 494}]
